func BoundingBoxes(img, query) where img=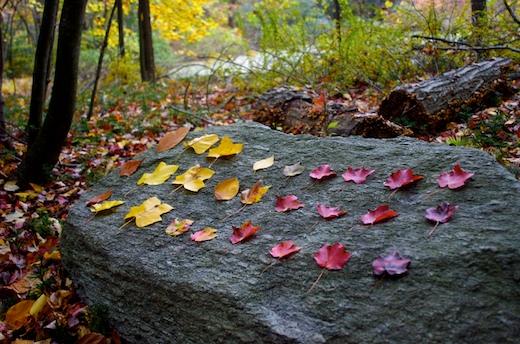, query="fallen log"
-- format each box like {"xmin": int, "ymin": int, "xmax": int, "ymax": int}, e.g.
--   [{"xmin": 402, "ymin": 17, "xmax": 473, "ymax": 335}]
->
[{"xmin": 378, "ymin": 57, "xmax": 513, "ymax": 133}]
